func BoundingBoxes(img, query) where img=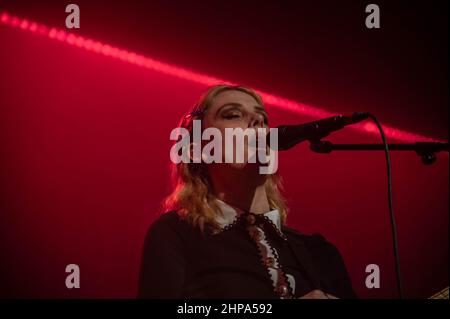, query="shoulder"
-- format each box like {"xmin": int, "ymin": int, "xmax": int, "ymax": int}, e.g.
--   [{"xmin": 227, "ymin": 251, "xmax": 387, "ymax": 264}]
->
[
  {"xmin": 144, "ymin": 211, "xmax": 190, "ymax": 243},
  {"xmin": 283, "ymin": 226, "xmax": 356, "ymax": 298},
  {"xmin": 283, "ymin": 226, "xmax": 345, "ymax": 267},
  {"xmin": 150, "ymin": 210, "xmax": 184, "ymax": 227},
  {"xmin": 282, "ymin": 226, "xmax": 329, "ymax": 246},
  {"xmin": 283, "ymin": 226, "xmax": 336, "ymax": 249}
]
